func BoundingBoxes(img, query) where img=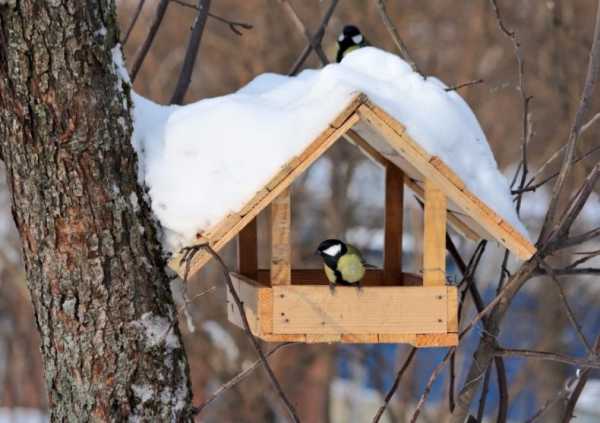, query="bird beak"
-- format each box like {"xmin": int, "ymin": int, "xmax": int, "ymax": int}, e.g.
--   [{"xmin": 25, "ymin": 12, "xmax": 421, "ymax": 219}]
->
[{"xmin": 314, "ymin": 249, "xmax": 321, "ymax": 256}]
